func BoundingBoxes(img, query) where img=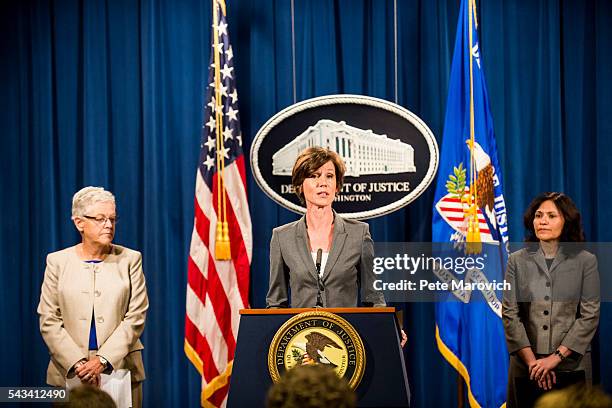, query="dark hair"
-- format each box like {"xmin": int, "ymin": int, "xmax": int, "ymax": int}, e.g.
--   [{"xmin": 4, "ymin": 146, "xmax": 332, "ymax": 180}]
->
[
  {"xmin": 523, "ymin": 192, "xmax": 585, "ymax": 243},
  {"xmin": 291, "ymin": 147, "xmax": 346, "ymax": 204},
  {"xmin": 266, "ymin": 364, "xmax": 356, "ymax": 408}
]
